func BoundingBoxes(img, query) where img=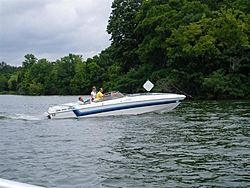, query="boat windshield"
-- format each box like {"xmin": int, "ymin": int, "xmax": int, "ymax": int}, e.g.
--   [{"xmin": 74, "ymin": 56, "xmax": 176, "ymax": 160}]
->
[{"xmin": 103, "ymin": 91, "xmax": 124, "ymax": 100}]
